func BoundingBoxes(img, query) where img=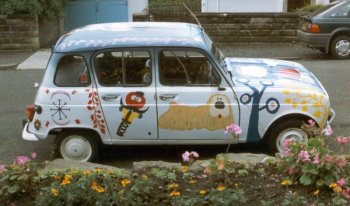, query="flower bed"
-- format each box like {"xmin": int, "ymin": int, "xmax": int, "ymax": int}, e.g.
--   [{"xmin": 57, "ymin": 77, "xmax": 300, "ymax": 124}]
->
[{"xmin": 1, "ymin": 122, "xmax": 350, "ymax": 205}]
